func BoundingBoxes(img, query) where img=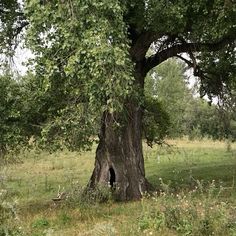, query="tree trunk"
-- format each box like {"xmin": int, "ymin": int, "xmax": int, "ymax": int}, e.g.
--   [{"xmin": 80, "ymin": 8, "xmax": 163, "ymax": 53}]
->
[{"xmin": 89, "ymin": 64, "xmax": 150, "ymax": 201}]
